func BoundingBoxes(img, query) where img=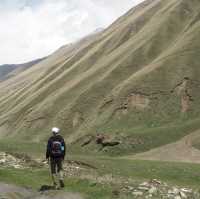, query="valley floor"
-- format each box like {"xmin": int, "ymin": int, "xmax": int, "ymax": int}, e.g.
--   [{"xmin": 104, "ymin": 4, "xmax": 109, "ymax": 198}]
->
[
  {"xmin": 1, "ymin": 131, "xmax": 200, "ymax": 199},
  {"xmin": 1, "ymin": 151, "xmax": 200, "ymax": 198}
]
